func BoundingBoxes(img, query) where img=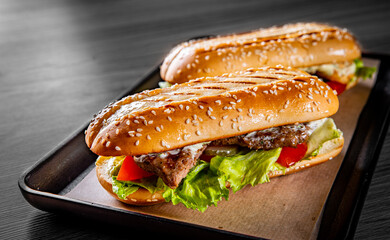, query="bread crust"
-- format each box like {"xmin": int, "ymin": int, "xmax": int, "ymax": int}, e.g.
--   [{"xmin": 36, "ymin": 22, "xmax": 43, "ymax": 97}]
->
[
  {"xmin": 95, "ymin": 136, "xmax": 344, "ymax": 206},
  {"xmin": 86, "ymin": 66, "xmax": 339, "ymax": 156},
  {"xmin": 160, "ymin": 22, "xmax": 361, "ymax": 84}
]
